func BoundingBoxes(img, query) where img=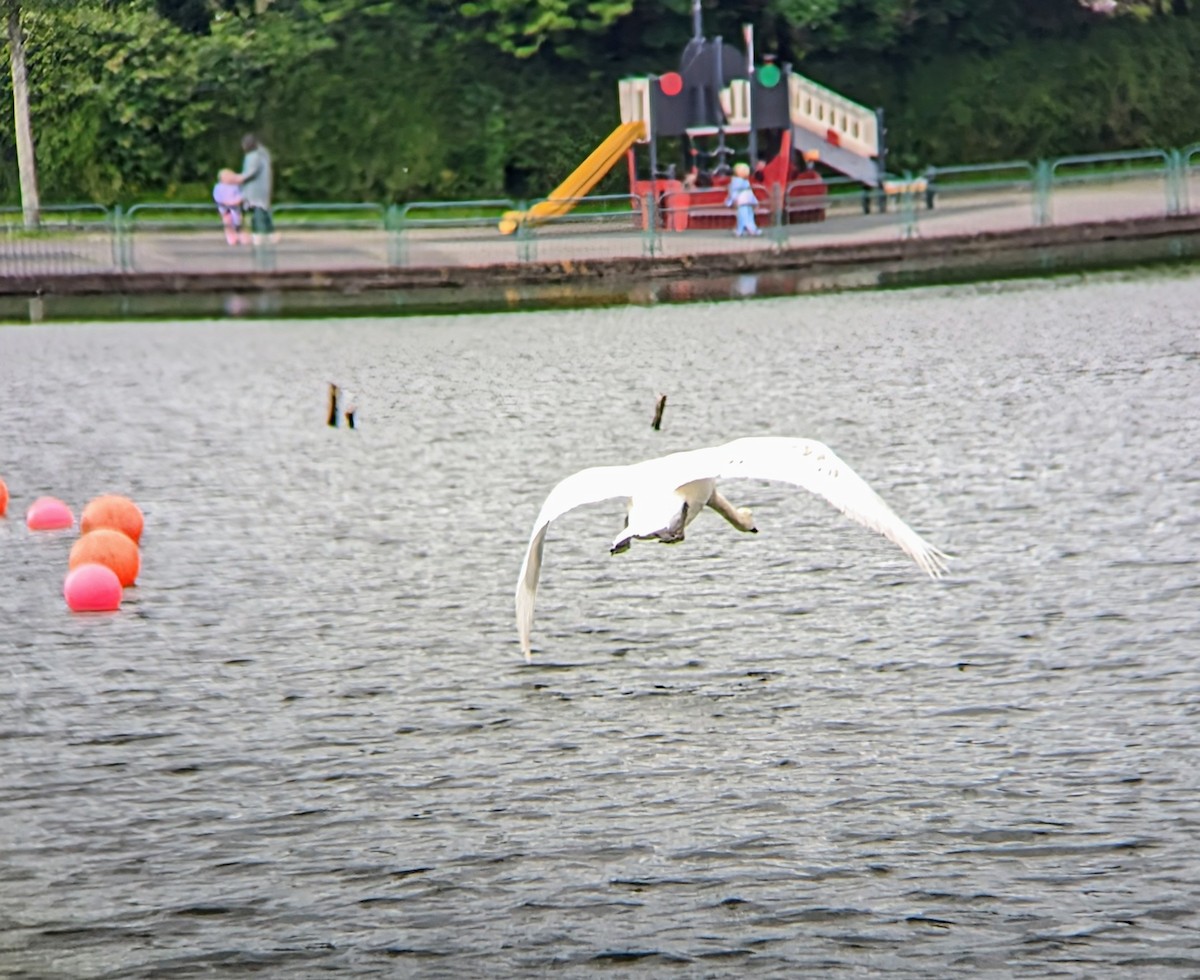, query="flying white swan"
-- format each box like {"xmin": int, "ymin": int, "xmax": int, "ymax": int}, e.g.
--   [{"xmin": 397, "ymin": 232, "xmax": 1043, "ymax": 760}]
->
[{"xmin": 515, "ymin": 436, "xmax": 949, "ymax": 660}]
